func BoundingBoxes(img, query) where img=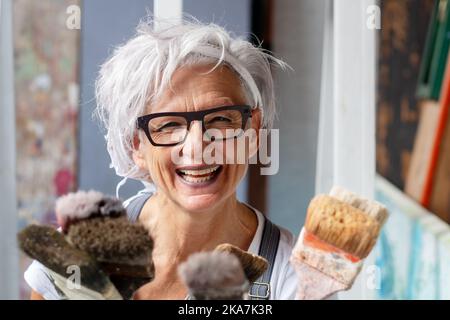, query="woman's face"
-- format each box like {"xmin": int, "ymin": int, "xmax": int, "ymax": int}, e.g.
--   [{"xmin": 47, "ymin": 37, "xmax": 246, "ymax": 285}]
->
[{"xmin": 133, "ymin": 64, "xmax": 261, "ymax": 213}]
